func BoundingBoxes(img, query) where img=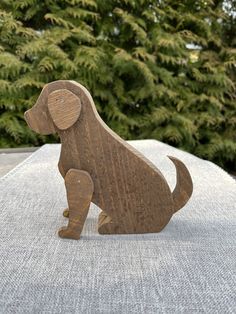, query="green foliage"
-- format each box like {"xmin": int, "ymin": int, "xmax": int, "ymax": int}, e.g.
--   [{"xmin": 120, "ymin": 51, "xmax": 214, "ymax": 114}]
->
[{"xmin": 0, "ymin": 0, "xmax": 235, "ymax": 171}]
